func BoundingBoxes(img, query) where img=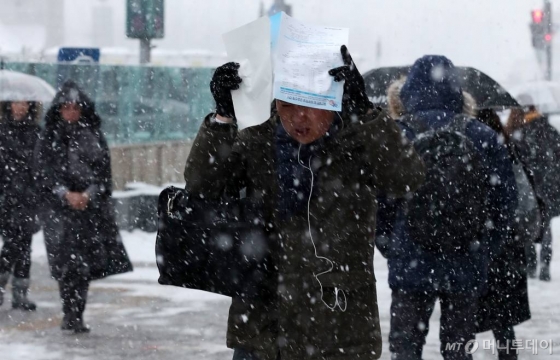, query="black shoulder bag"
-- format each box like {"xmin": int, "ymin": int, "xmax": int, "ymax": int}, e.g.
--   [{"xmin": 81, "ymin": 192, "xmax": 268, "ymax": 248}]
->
[{"xmin": 155, "ymin": 186, "xmax": 271, "ymax": 298}]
